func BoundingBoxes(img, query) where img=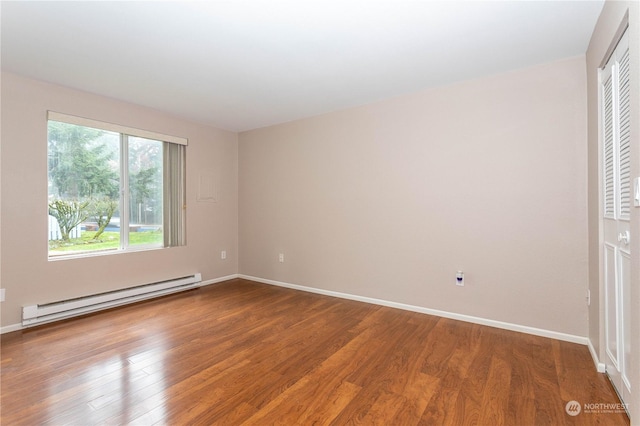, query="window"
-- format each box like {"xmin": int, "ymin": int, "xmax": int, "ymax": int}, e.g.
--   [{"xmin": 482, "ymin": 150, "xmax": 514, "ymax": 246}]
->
[{"xmin": 47, "ymin": 112, "xmax": 186, "ymax": 258}]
